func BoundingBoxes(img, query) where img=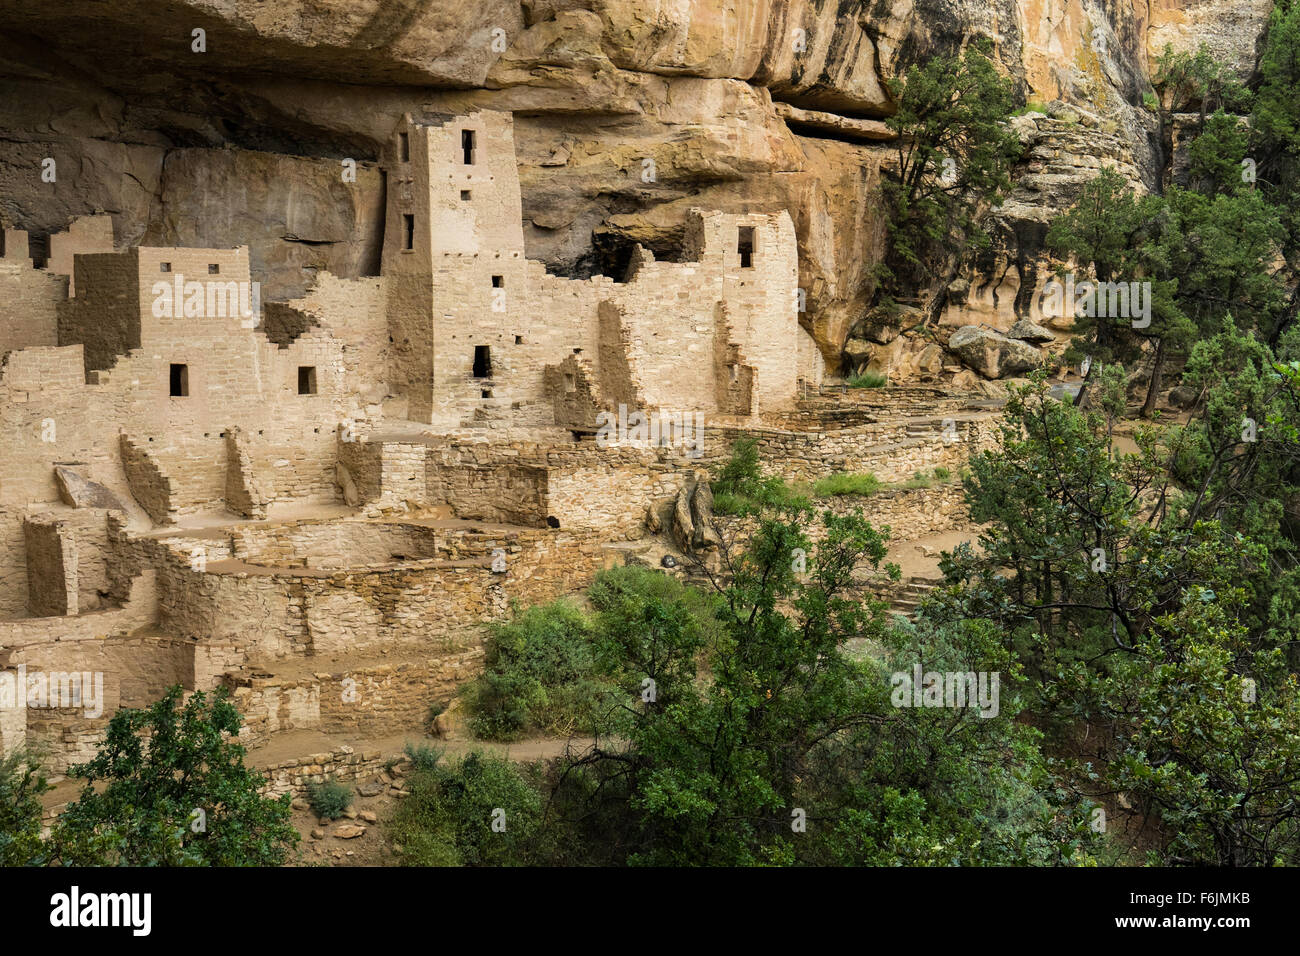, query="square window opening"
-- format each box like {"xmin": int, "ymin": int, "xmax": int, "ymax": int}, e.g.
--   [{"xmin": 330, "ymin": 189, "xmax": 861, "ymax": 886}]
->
[
  {"xmin": 460, "ymin": 189, "xmax": 472, "ymax": 201},
  {"xmin": 491, "ymin": 274, "xmax": 503, "ymax": 288},
  {"xmin": 472, "ymin": 345, "xmax": 492, "ymax": 378},
  {"xmin": 208, "ymin": 263, "xmax": 220, "ymax": 275},
  {"xmin": 160, "ymin": 262, "xmax": 172, "ymax": 273}
]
